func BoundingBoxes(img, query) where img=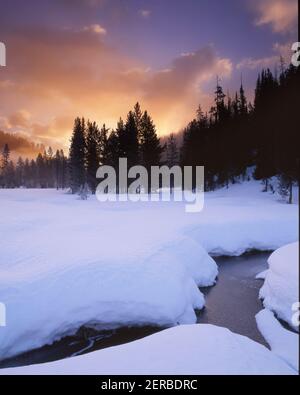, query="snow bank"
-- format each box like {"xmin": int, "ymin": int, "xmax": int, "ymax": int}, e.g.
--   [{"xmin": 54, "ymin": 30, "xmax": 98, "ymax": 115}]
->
[
  {"xmin": 184, "ymin": 181, "xmax": 298, "ymax": 256},
  {"xmin": 256, "ymin": 309, "xmax": 299, "ymax": 372},
  {"xmin": 0, "ymin": 238, "xmax": 209, "ymax": 360},
  {"xmin": 0, "ymin": 188, "xmax": 218, "ymax": 360},
  {"xmin": 0, "ymin": 324, "xmax": 295, "ymax": 375},
  {"xmin": 256, "ymin": 270, "xmax": 268, "ymax": 280},
  {"xmin": 259, "ymin": 242, "xmax": 299, "ymax": 329}
]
